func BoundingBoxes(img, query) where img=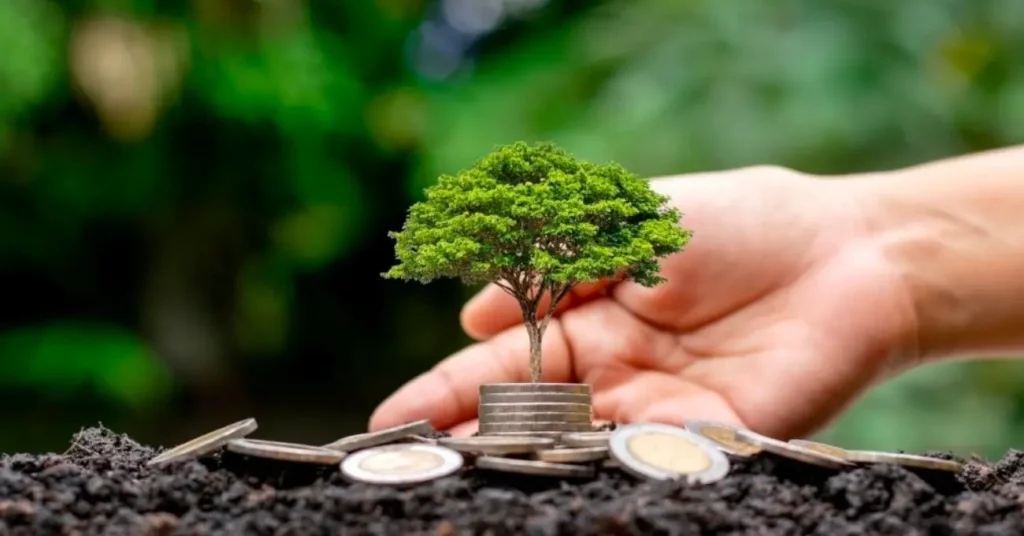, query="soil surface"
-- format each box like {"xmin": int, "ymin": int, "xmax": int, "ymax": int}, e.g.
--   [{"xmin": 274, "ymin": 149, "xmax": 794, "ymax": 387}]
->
[{"xmin": 2, "ymin": 426, "xmax": 1023, "ymax": 535}]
